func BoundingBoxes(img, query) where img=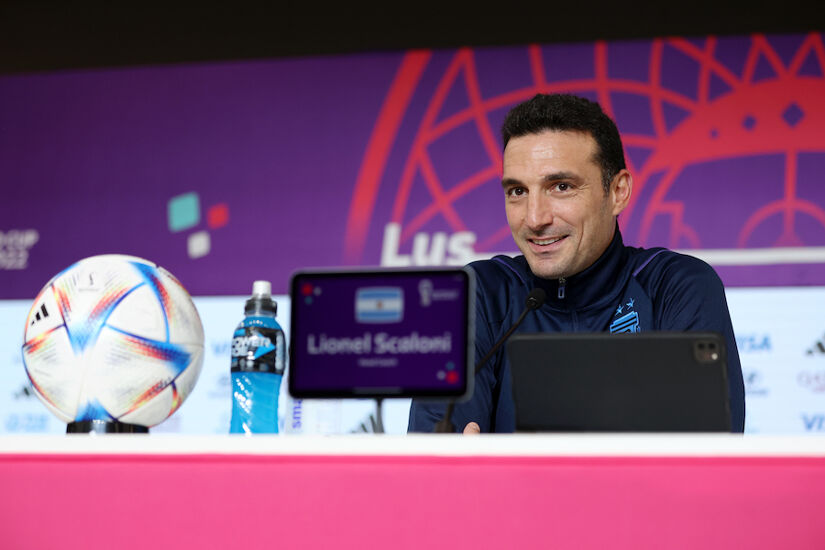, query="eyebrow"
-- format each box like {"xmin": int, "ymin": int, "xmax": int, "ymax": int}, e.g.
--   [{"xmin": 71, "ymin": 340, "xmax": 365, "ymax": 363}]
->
[{"xmin": 501, "ymin": 171, "xmax": 582, "ymax": 188}]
